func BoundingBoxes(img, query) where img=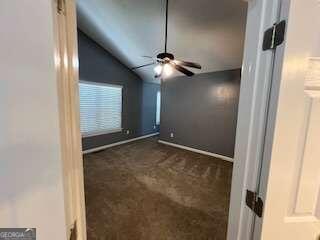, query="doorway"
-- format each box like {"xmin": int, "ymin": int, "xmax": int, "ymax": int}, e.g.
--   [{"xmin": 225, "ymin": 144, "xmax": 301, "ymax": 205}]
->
[
  {"xmin": 76, "ymin": 0, "xmax": 246, "ymax": 239},
  {"xmin": 55, "ymin": 0, "xmax": 286, "ymax": 239}
]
